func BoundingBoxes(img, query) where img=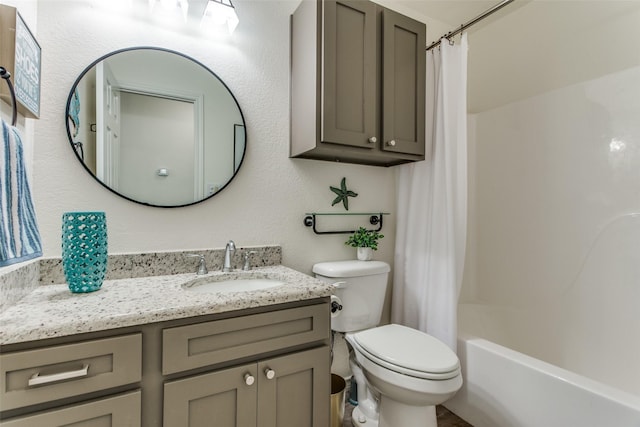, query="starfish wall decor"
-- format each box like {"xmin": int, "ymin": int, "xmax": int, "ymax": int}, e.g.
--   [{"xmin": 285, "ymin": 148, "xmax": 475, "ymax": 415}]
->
[{"xmin": 330, "ymin": 177, "xmax": 358, "ymax": 210}]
